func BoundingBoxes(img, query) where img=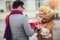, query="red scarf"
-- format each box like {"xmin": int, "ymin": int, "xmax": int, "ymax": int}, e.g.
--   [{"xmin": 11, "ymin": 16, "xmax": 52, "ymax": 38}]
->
[{"xmin": 4, "ymin": 9, "xmax": 23, "ymax": 39}]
